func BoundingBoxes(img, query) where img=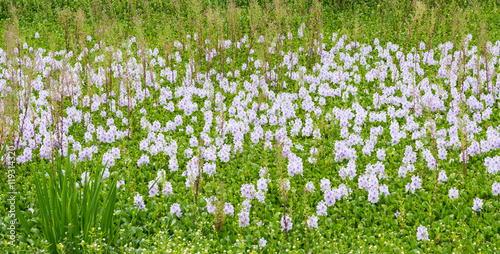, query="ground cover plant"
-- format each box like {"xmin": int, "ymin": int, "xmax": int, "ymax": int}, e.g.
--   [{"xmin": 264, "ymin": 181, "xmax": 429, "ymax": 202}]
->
[{"xmin": 1, "ymin": 0, "xmax": 500, "ymax": 252}]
